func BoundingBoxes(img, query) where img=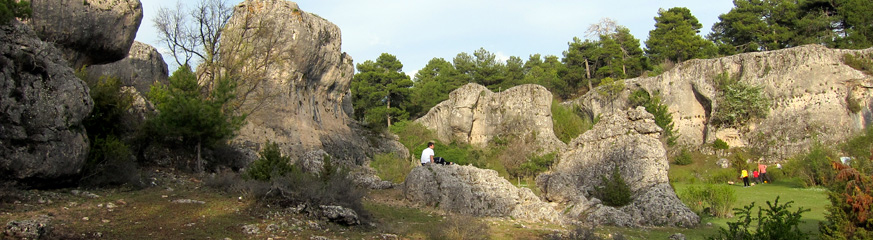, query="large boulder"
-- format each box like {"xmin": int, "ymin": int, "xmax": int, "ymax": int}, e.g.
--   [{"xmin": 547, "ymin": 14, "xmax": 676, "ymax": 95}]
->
[
  {"xmin": 404, "ymin": 164, "xmax": 563, "ymax": 223},
  {"xmin": 30, "ymin": 0, "xmax": 143, "ymax": 68},
  {"xmin": 416, "ymin": 83, "xmax": 566, "ymax": 152},
  {"xmin": 537, "ymin": 107, "xmax": 698, "ymax": 227},
  {"xmin": 218, "ymin": 0, "xmax": 407, "ymax": 175},
  {"xmin": 575, "ymin": 45, "xmax": 873, "ymax": 160},
  {"xmin": 0, "ymin": 22, "xmax": 93, "ymax": 184},
  {"xmin": 85, "ymin": 41, "xmax": 169, "ymax": 96}
]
